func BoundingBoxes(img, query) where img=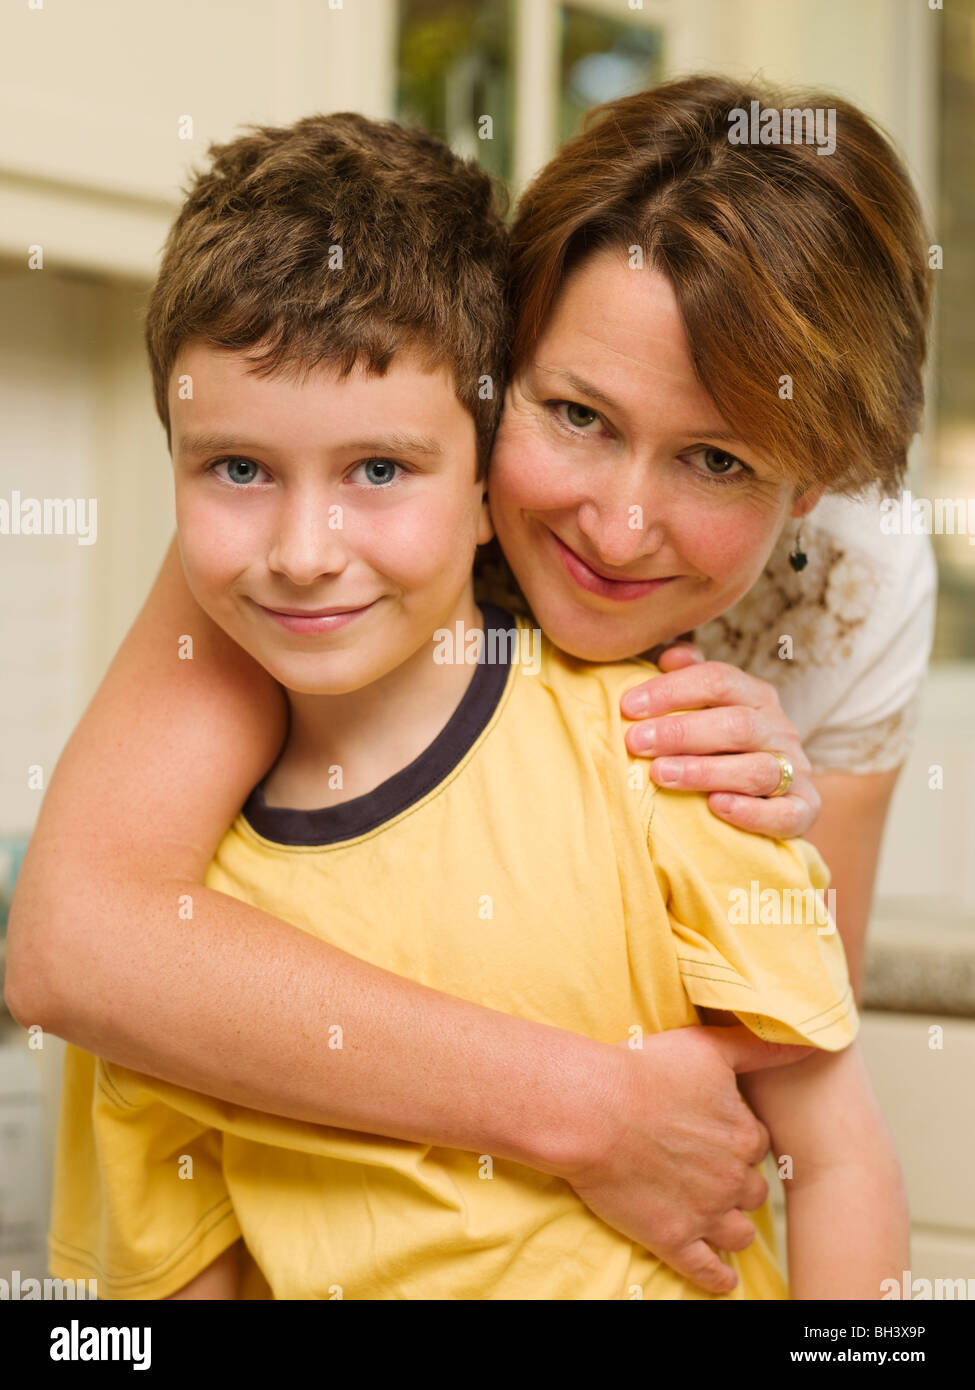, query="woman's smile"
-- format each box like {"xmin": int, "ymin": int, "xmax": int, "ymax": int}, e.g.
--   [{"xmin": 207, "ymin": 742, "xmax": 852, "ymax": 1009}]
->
[{"xmin": 546, "ymin": 525, "xmax": 678, "ymax": 603}]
